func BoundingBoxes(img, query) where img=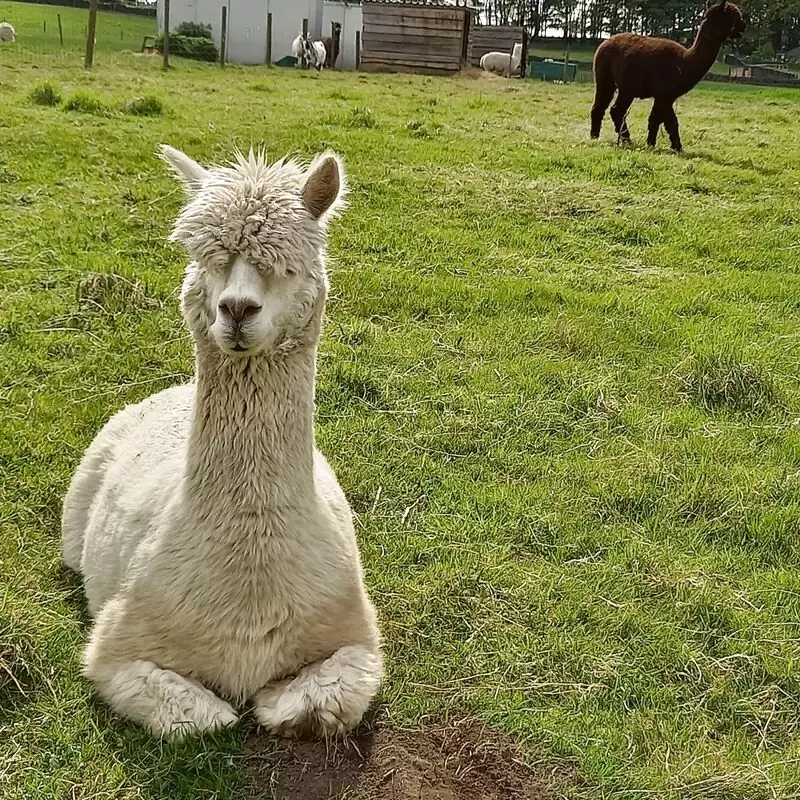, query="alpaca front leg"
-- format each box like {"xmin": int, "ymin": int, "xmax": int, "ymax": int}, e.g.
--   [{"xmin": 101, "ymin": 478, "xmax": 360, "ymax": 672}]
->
[
  {"xmin": 253, "ymin": 645, "xmax": 382, "ymax": 738},
  {"xmin": 85, "ymin": 658, "xmax": 238, "ymax": 739}
]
